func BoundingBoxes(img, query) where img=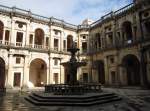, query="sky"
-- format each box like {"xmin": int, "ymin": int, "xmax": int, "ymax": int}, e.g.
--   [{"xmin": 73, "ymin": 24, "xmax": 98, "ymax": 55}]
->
[{"xmin": 0, "ymin": 0, "xmax": 133, "ymax": 25}]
